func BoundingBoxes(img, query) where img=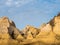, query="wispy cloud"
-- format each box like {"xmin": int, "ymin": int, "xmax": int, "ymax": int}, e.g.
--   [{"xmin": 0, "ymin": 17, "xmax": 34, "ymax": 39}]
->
[
  {"xmin": 0, "ymin": 0, "xmax": 60, "ymax": 29},
  {"xmin": 5, "ymin": 0, "xmax": 13, "ymax": 6},
  {"xmin": 5, "ymin": 0, "xmax": 34, "ymax": 7}
]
